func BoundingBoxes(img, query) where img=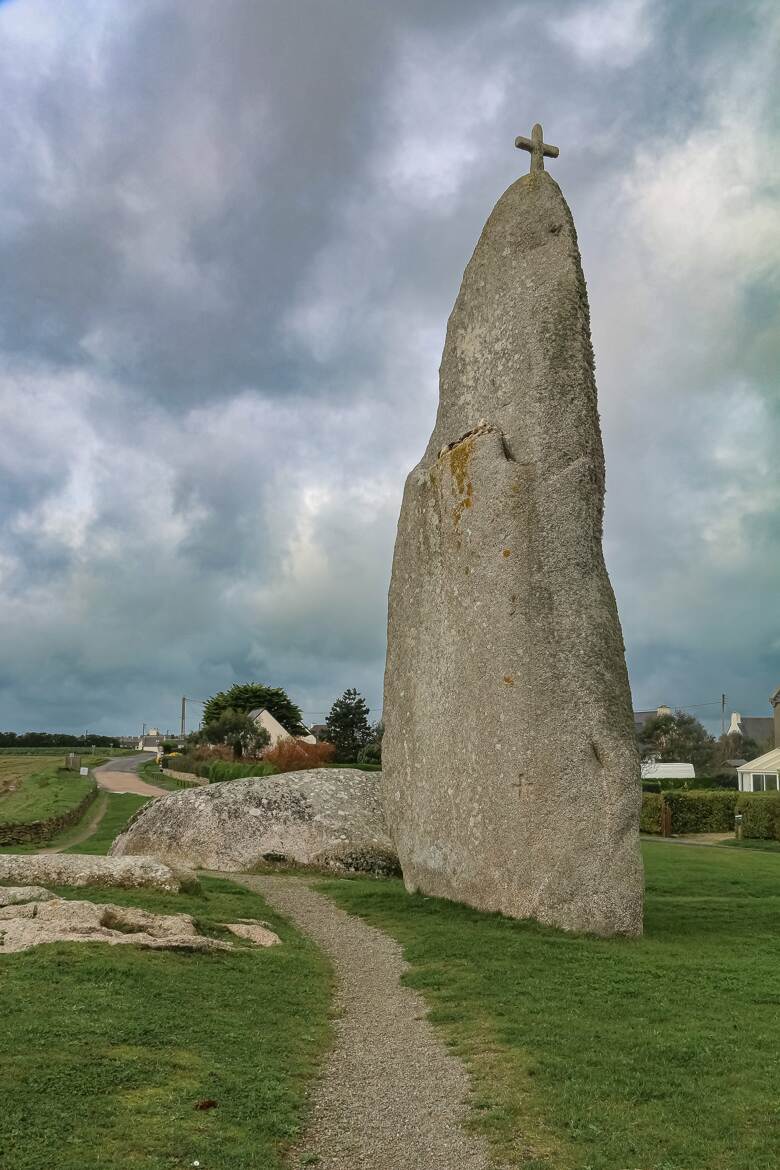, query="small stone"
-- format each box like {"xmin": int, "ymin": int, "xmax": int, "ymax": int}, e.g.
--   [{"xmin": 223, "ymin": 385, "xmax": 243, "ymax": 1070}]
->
[{"xmin": 221, "ymin": 921, "xmax": 282, "ymax": 947}]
